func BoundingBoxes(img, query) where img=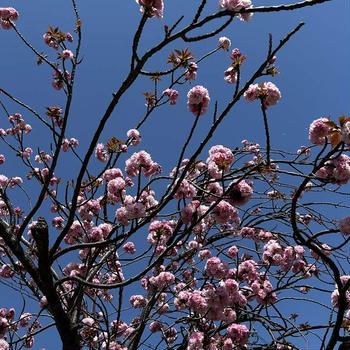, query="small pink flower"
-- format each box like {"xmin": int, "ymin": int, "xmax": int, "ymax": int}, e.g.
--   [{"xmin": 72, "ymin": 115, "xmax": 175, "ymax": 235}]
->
[
  {"xmin": 244, "ymin": 83, "xmax": 259, "ymax": 102},
  {"xmin": 66, "ymin": 32, "xmax": 73, "ymax": 42},
  {"xmin": 185, "ymin": 62, "xmax": 198, "ymax": 80},
  {"xmin": 150, "ymin": 271, "xmax": 175, "ymax": 289},
  {"xmin": 0, "ymin": 175, "xmax": 9, "ymax": 189},
  {"xmin": 125, "ymin": 150, "xmax": 160, "ymax": 177},
  {"xmin": 0, "ymin": 339, "xmax": 9, "ymax": 350},
  {"xmin": 162, "ymin": 88, "xmax": 179, "ymax": 105},
  {"xmin": 207, "ymin": 145, "xmax": 234, "ymax": 178},
  {"xmin": 218, "ymin": 36, "xmax": 231, "ymax": 51},
  {"xmin": 136, "ymin": 0, "xmax": 164, "ymax": 19},
  {"xmin": 103, "ymin": 168, "xmax": 123, "ymax": 181},
  {"xmin": 61, "ymin": 49, "xmax": 74, "ymax": 59},
  {"xmin": 212, "ymin": 200, "xmax": 239, "ymax": 224},
  {"xmin": 228, "ymin": 180, "xmax": 253, "ymax": 206},
  {"xmin": 149, "ymin": 321, "xmax": 163, "ymax": 332},
  {"xmin": 218, "ymin": 0, "xmax": 253, "ymax": 22},
  {"xmin": 130, "ymin": 295, "xmax": 147, "ymax": 308},
  {"xmin": 226, "ymin": 323, "xmax": 249, "ymax": 345},
  {"xmin": 0, "ymin": 7, "xmax": 19, "ymax": 30},
  {"xmin": 127, "ymin": 129, "xmax": 141, "ymax": 146},
  {"xmin": 310, "ymin": 243, "xmax": 331, "ymax": 259},
  {"xmin": 269, "ymin": 55, "xmax": 277, "ymax": 64},
  {"xmin": 52, "ymin": 79, "xmax": 64, "ymax": 90},
  {"xmin": 205, "ymin": 256, "xmax": 229, "ymax": 279},
  {"xmin": 187, "ymin": 85, "xmax": 210, "ymax": 116},
  {"xmin": 19, "ymin": 312, "xmax": 32, "ymax": 327},
  {"xmin": 219, "ymin": 0, "xmax": 252, "ymax": 11},
  {"xmin": 95, "ymin": 143, "xmax": 108, "ymax": 162},
  {"xmin": 224, "ymin": 66, "xmax": 238, "ymax": 84},
  {"xmin": 228, "ymin": 245, "xmax": 238, "ymax": 258},
  {"xmin": 232, "ymin": 48, "xmax": 242, "ymax": 57},
  {"xmin": 188, "ymin": 331, "xmax": 204, "ymax": 350},
  {"xmin": 263, "ymin": 82, "xmax": 281, "ymax": 107},
  {"xmin": 9, "ymin": 176, "xmax": 23, "ymax": 188},
  {"xmin": 39, "ymin": 296, "xmax": 47, "ymax": 308},
  {"xmin": 244, "ymin": 82, "xmax": 281, "ymax": 108},
  {"xmin": 309, "ymin": 118, "xmax": 331, "ymax": 145},
  {"xmin": 0, "ymin": 19, "xmax": 12, "ymax": 30},
  {"xmin": 123, "ymin": 242, "xmax": 136, "ymax": 254},
  {"xmin": 172, "ymin": 179, "xmax": 197, "ymax": 199}
]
